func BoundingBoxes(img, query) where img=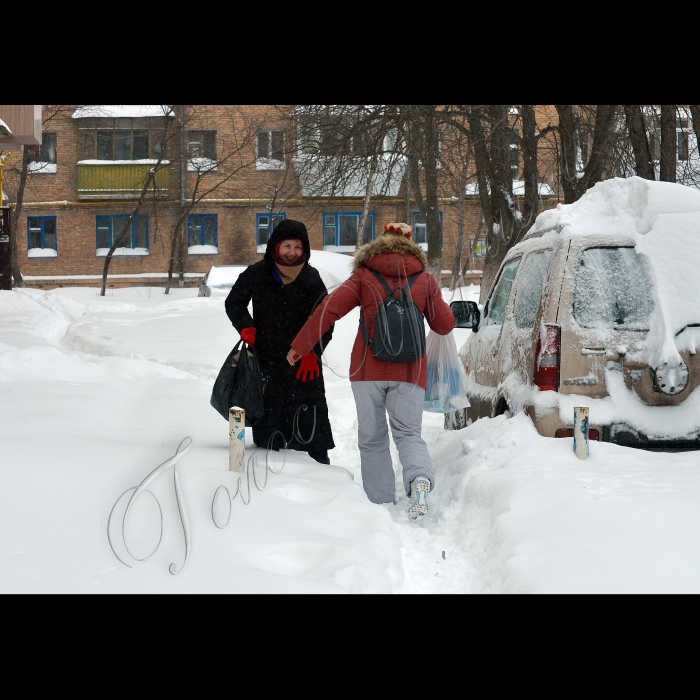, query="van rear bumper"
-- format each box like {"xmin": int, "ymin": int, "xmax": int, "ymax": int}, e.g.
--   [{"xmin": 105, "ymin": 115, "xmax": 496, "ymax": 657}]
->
[{"xmin": 603, "ymin": 423, "xmax": 700, "ymax": 452}]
